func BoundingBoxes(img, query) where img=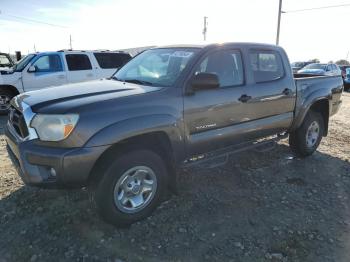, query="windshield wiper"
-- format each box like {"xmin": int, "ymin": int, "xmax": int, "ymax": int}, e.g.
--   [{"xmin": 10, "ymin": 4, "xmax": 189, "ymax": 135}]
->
[
  {"xmin": 122, "ymin": 79, "xmax": 154, "ymax": 86},
  {"xmin": 111, "ymin": 76, "xmax": 154, "ymax": 86}
]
